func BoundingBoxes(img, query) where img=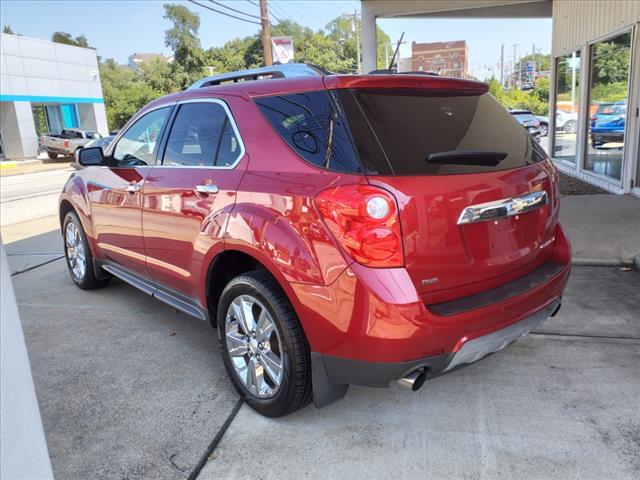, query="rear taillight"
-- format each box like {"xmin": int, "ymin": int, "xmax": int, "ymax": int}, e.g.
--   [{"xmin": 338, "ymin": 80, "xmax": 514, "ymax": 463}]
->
[
  {"xmin": 315, "ymin": 184, "xmax": 404, "ymax": 268},
  {"xmin": 64, "ymin": 140, "xmax": 70, "ymax": 148}
]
